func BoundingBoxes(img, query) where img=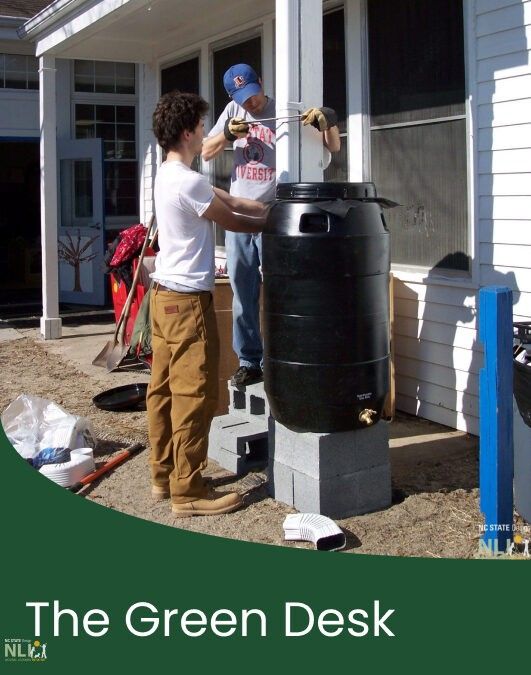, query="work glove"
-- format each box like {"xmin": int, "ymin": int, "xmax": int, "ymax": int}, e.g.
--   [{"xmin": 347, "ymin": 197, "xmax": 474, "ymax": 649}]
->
[
  {"xmin": 301, "ymin": 107, "xmax": 338, "ymax": 132},
  {"xmin": 224, "ymin": 117, "xmax": 250, "ymax": 141}
]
